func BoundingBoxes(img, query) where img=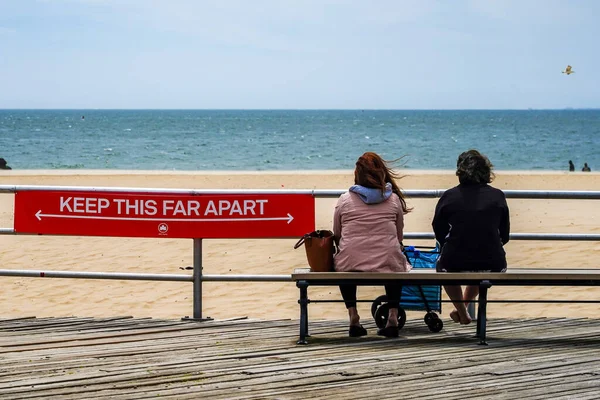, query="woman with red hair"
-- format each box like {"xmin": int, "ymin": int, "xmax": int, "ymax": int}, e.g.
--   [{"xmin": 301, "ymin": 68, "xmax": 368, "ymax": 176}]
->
[{"xmin": 333, "ymin": 152, "xmax": 412, "ymax": 338}]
